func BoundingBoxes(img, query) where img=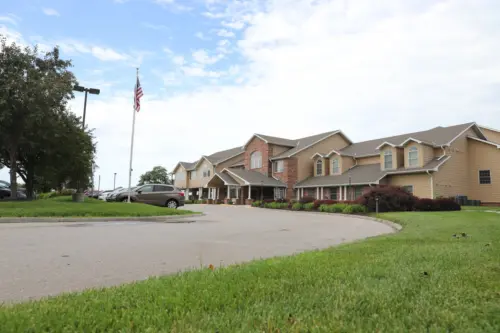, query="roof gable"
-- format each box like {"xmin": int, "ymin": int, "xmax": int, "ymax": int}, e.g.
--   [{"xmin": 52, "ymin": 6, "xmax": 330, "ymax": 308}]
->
[{"xmin": 243, "ymin": 134, "xmax": 297, "ymax": 149}]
